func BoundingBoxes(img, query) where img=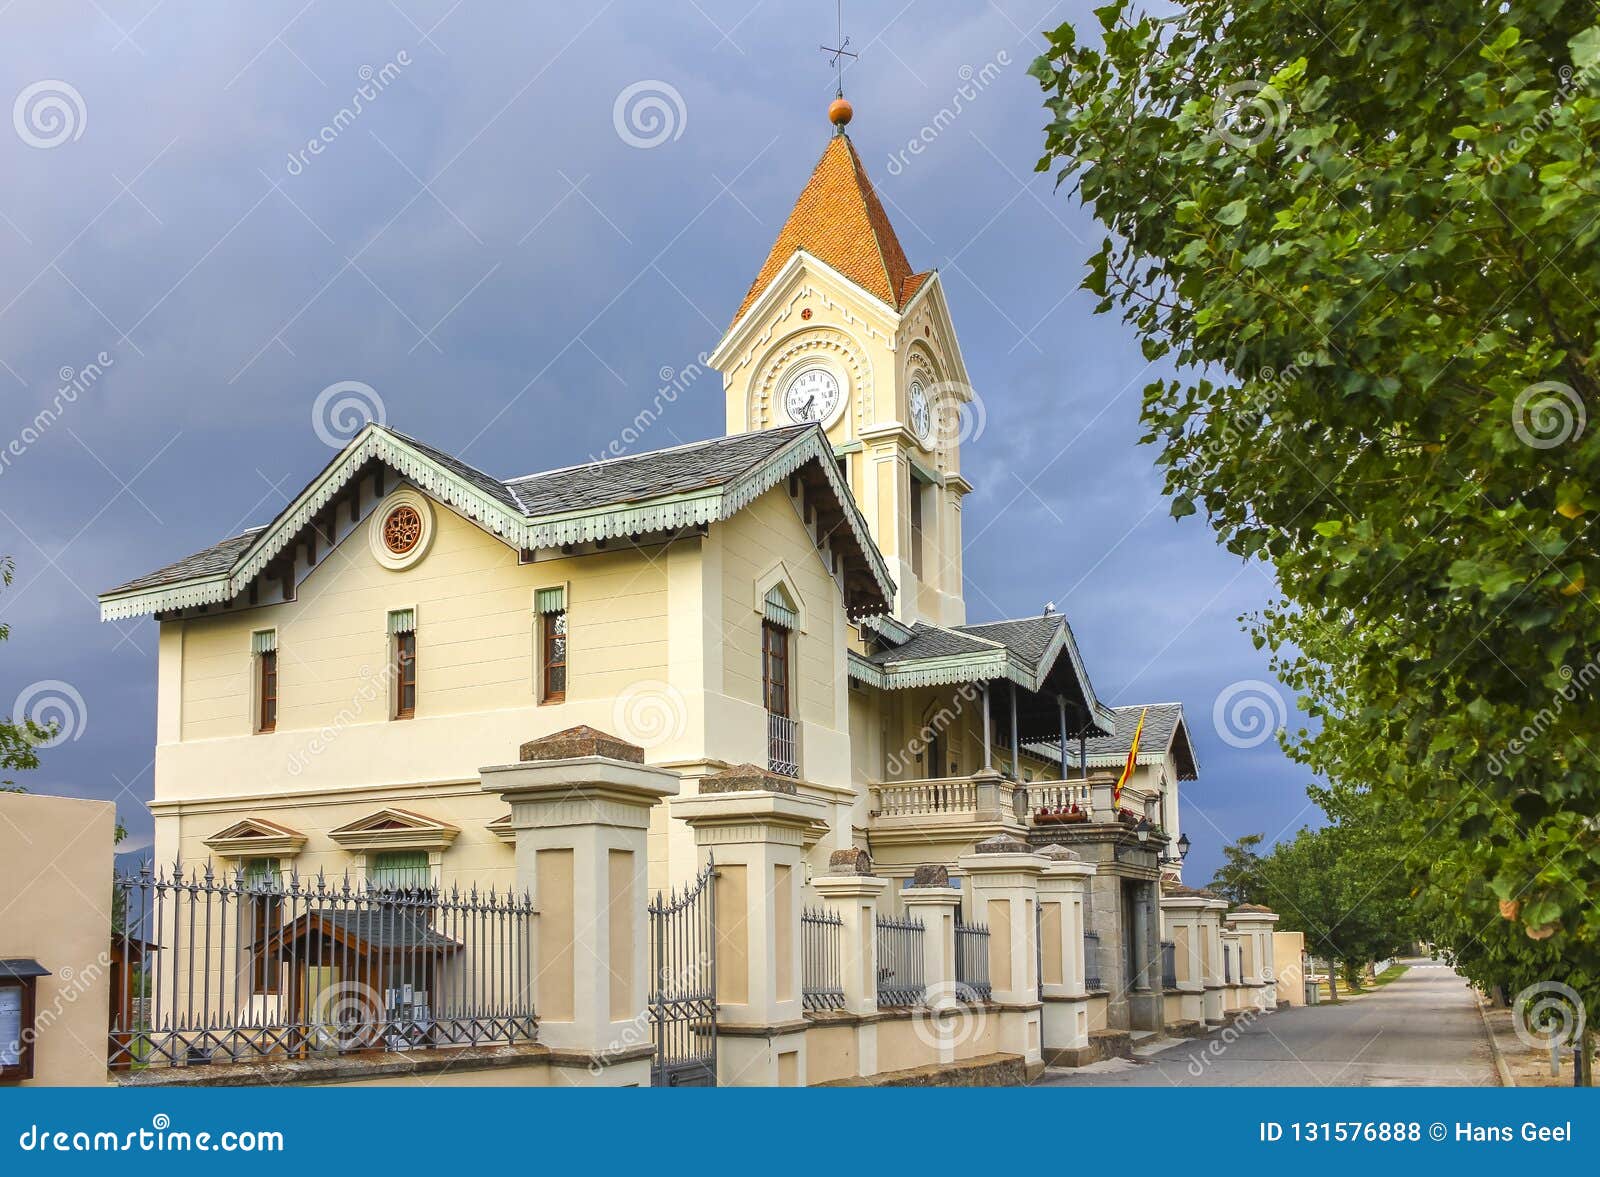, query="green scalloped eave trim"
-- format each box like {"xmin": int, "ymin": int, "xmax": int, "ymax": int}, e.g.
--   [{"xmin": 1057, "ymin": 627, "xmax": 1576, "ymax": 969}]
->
[
  {"xmin": 846, "ymin": 650, "xmax": 885, "ymax": 687},
  {"xmin": 99, "ymin": 425, "xmax": 896, "ymax": 622},
  {"xmin": 231, "ymin": 429, "xmax": 528, "ymax": 590},
  {"xmin": 724, "ymin": 429, "xmax": 896, "ymax": 600},
  {"xmin": 100, "ymin": 575, "xmax": 232, "ymax": 621},
  {"xmin": 854, "ymin": 650, "xmax": 1020, "ymax": 691}
]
